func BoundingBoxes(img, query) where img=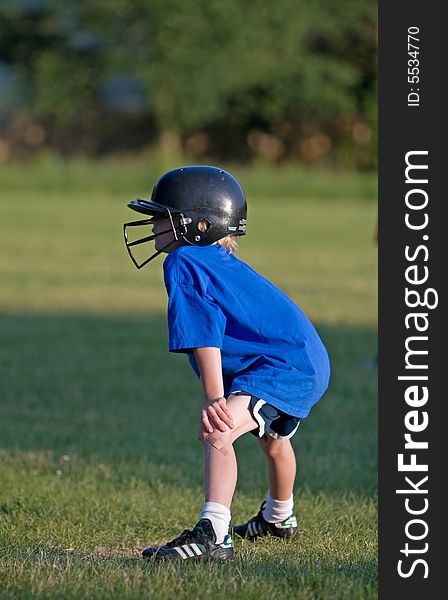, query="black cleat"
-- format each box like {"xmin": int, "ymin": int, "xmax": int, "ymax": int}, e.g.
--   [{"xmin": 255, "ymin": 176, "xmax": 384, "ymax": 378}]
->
[
  {"xmin": 142, "ymin": 518, "xmax": 234, "ymax": 561},
  {"xmin": 233, "ymin": 502, "xmax": 298, "ymax": 541}
]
